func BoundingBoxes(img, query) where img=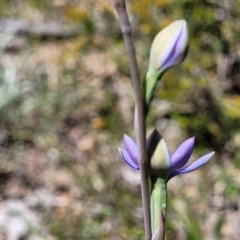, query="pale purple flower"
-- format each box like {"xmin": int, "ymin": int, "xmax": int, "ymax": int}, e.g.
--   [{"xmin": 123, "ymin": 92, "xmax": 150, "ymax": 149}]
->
[{"xmin": 118, "ymin": 129, "xmax": 214, "ymax": 181}]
